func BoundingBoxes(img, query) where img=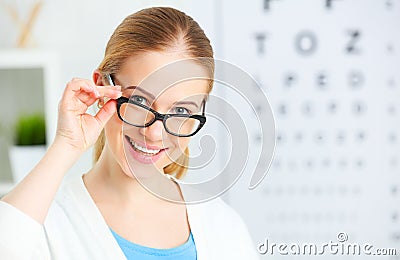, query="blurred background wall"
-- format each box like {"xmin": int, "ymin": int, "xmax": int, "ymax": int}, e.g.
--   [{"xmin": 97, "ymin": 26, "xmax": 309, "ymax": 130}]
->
[{"xmin": 0, "ymin": 0, "xmax": 399, "ymax": 259}]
